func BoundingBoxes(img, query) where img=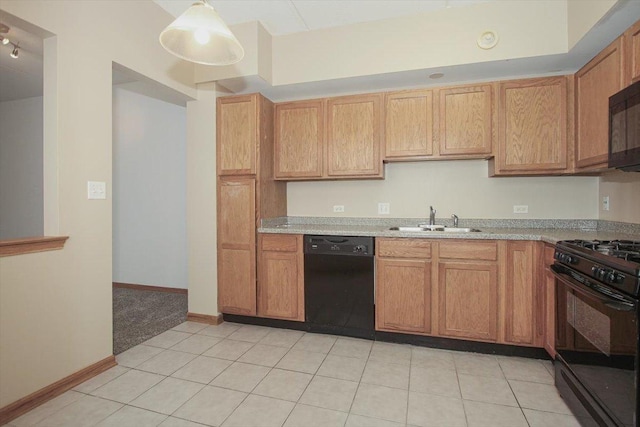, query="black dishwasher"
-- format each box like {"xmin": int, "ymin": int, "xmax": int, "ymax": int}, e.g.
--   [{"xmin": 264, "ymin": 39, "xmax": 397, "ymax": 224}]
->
[{"xmin": 304, "ymin": 235, "xmax": 375, "ymax": 339}]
